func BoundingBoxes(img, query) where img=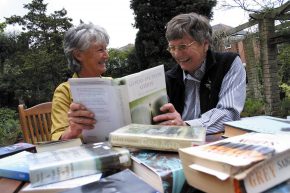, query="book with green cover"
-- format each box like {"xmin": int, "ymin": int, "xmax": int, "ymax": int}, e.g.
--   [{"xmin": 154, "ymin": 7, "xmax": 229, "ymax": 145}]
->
[
  {"xmin": 28, "ymin": 142, "xmax": 131, "ymax": 187},
  {"xmin": 131, "ymin": 150, "xmax": 185, "ymax": 193},
  {"xmin": 109, "ymin": 124, "xmax": 206, "ymax": 152}
]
